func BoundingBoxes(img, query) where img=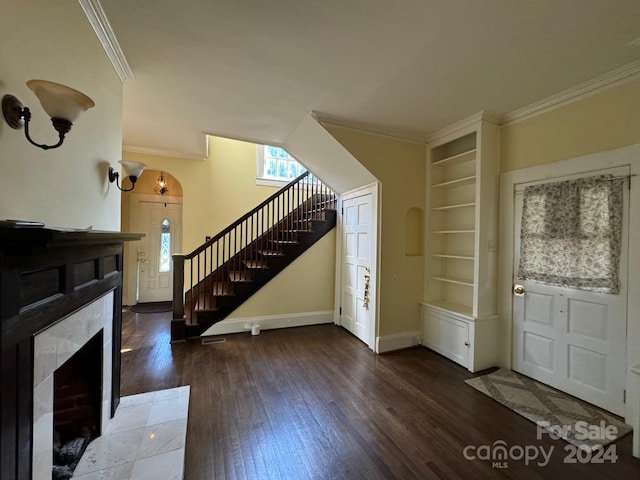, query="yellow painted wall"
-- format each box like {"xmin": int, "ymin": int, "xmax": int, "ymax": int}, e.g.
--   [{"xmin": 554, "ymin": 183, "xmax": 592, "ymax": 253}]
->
[
  {"xmin": 501, "ymin": 78, "xmax": 640, "ymax": 172},
  {"xmin": 325, "ymin": 127, "xmax": 426, "ymax": 336},
  {"xmin": 124, "ymin": 169, "xmax": 183, "ymax": 197},
  {"xmin": 122, "ymin": 136, "xmax": 336, "ymax": 313},
  {"xmin": 0, "ymin": 1, "xmax": 122, "ymax": 230},
  {"xmin": 123, "ymin": 136, "xmax": 278, "ymax": 252},
  {"xmin": 228, "ymin": 230, "xmax": 336, "ymax": 318}
]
